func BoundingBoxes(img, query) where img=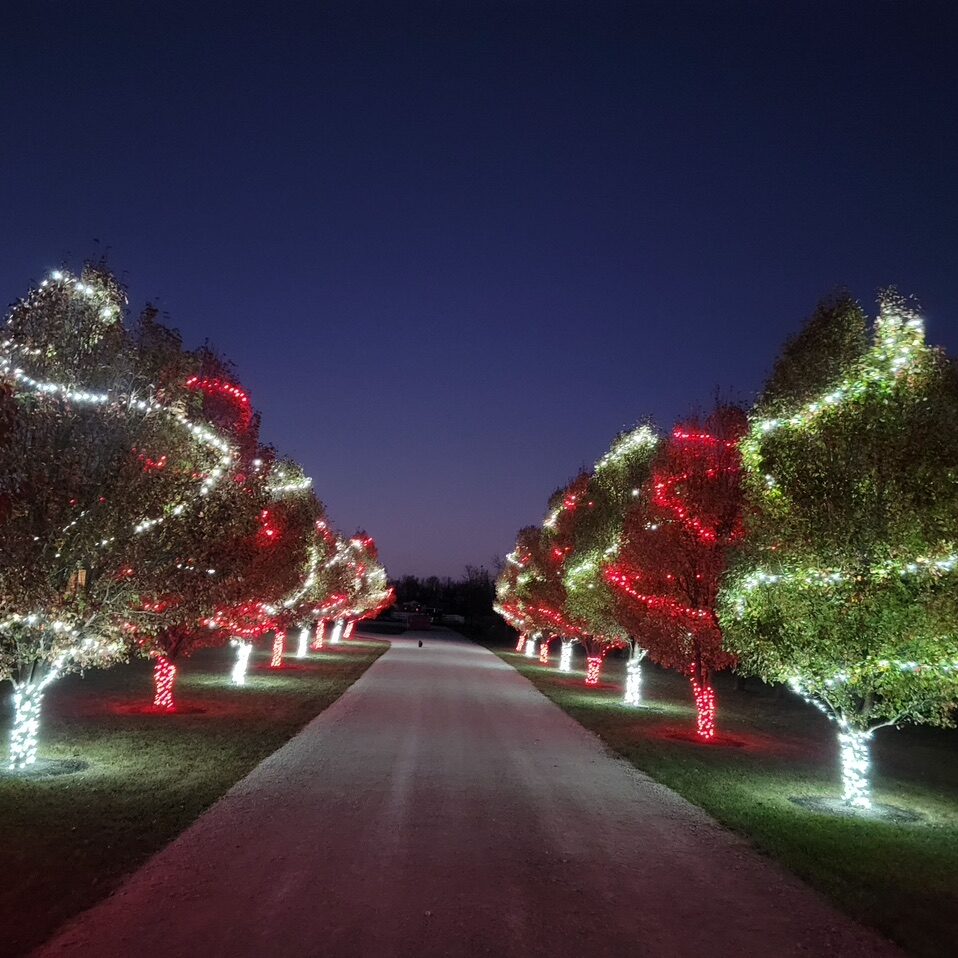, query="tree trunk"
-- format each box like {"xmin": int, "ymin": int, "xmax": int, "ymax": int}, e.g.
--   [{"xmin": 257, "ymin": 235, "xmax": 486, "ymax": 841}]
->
[
  {"xmin": 690, "ymin": 676, "xmax": 716, "ymax": 740},
  {"xmin": 330, "ymin": 620, "xmax": 344, "ymax": 644},
  {"xmin": 585, "ymin": 656, "xmax": 602, "ymax": 686},
  {"xmin": 624, "ymin": 647, "xmax": 646, "ymax": 706},
  {"xmin": 558, "ymin": 639, "xmax": 573, "ymax": 672},
  {"xmin": 231, "ymin": 639, "xmax": 253, "ymax": 685},
  {"xmin": 538, "ymin": 639, "xmax": 550, "ymax": 664},
  {"xmin": 153, "ymin": 655, "xmax": 177, "ymax": 710},
  {"xmin": 838, "ymin": 728, "xmax": 873, "ymax": 808},
  {"xmin": 9, "ymin": 679, "xmax": 47, "ymax": 769},
  {"xmin": 311, "ymin": 620, "xmax": 327, "ymax": 651},
  {"xmin": 296, "ymin": 625, "xmax": 310, "ymax": 659},
  {"xmin": 524, "ymin": 634, "xmax": 537, "ymax": 658},
  {"xmin": 270, "ymin": 630, "xmax": 286, "ymax": 668},
  {"xmin": 344, "ymin": 620, "xmax": 355, "ymax": 640},
  {"xmin": 515, "ymin": 634, "xmax": 526, "ymax": 653}
]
